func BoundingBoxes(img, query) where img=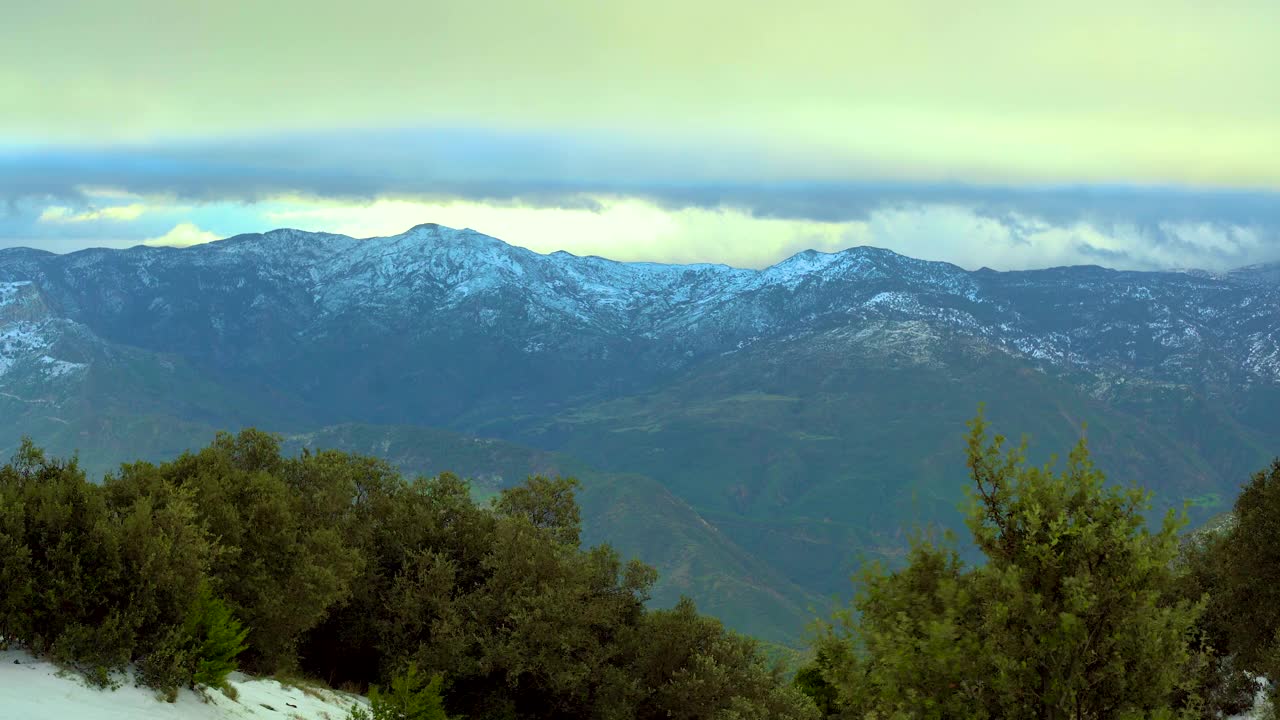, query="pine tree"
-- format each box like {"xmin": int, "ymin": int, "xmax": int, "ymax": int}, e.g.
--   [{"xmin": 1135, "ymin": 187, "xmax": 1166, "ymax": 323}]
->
[
  {"xmin": 186, "ymin": 586, "xmax": 250, "ymax": 689},
  {"xmin": 365, "ymin": 664, "xmax": 451, "ymax": 720}
]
